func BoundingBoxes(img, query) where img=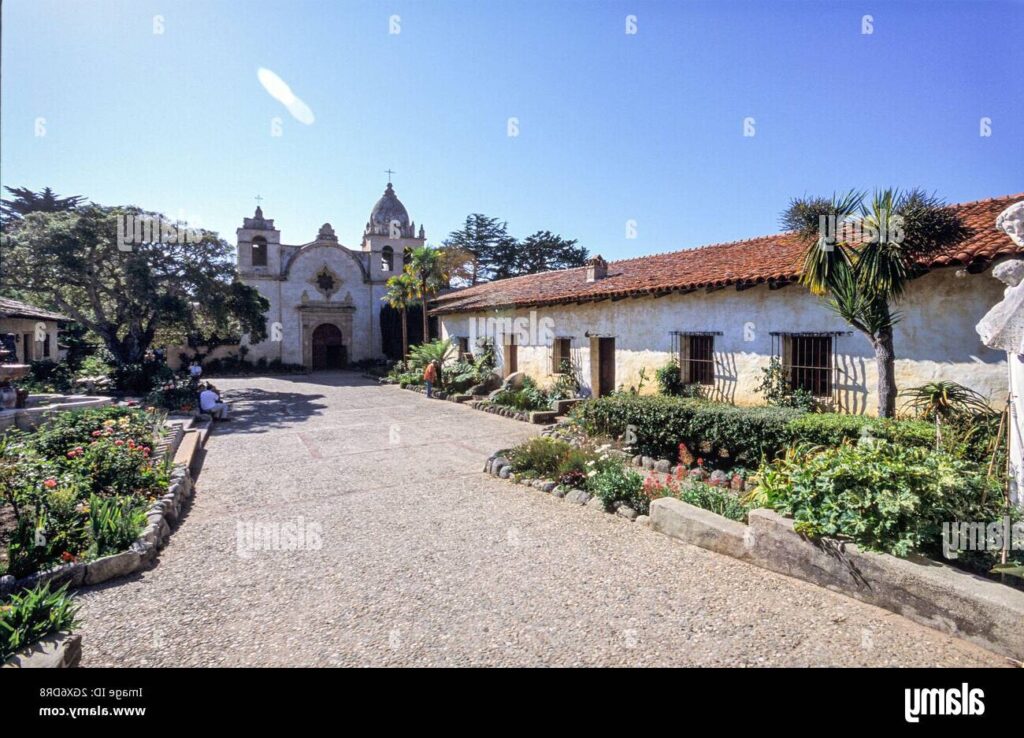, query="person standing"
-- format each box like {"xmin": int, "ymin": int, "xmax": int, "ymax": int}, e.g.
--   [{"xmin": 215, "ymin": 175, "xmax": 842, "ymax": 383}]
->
[{"xmin": 423, "ymin": 361, "xmax": 437, "ymax": 398}]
